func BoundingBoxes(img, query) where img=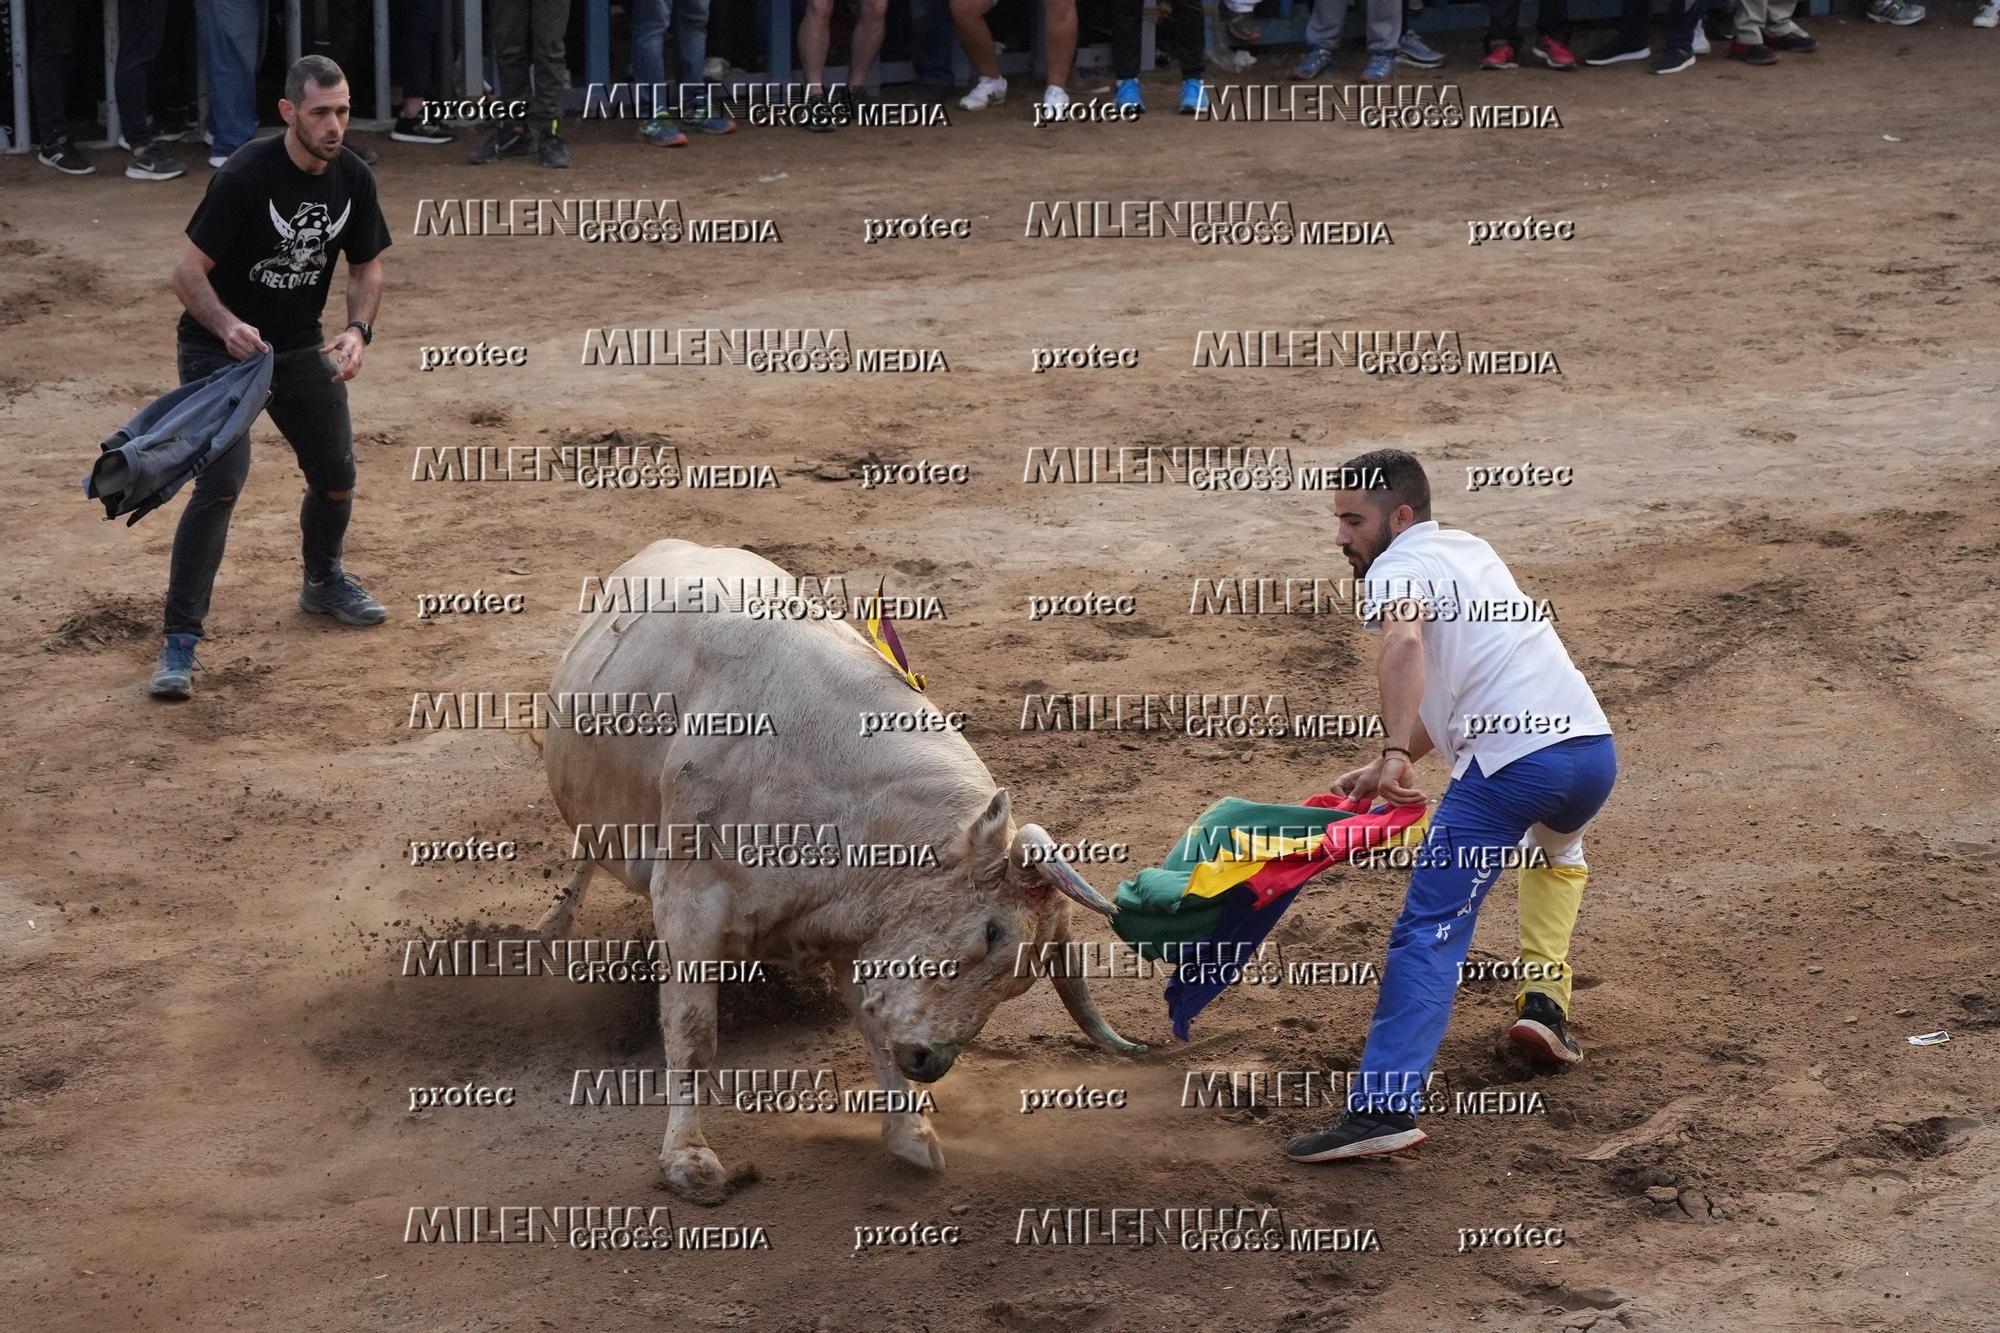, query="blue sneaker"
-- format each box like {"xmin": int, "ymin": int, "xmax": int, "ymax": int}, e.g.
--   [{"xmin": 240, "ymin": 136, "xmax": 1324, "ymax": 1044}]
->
[
  {"xmin": 1361, "ymin": 51, "xmax": 1396, "ymax": 81},
  {"xmin": 149, "ymin": 634, "xmax": 200, "ymax": 700},
  {"xmin": 1292, "ymin": 46, "xmax": 1336, "ymax": 79},
  {"xmin": 1178, "ymin": 78, "xmax": 1210, "ymax": 114},
  {"xmin": 1396, "ymin": 32, "xmax": 1445, "ymax": 66},
  {"xmin": 1114, "ymin": 77, "xmax": 1145, "ymax": 112},
  {"xmin": 686, "ymin": 99, "xmax": 737, "ymax": 134},
  {"xmin": 299, "ymin": 570, "xmax": 388, "ymax": 626}
]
